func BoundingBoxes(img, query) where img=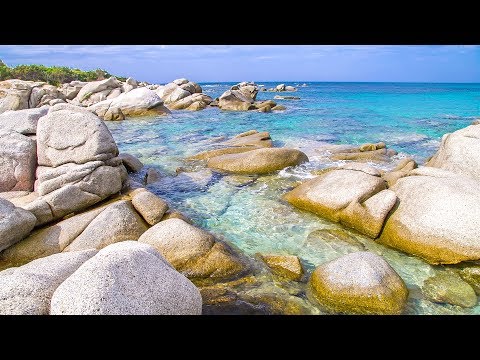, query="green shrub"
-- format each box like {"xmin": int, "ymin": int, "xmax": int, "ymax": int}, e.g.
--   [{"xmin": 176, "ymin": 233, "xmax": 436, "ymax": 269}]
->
[{"xmin": 0, "ymin": 60, "xmax": 125, "ymax": 86}]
